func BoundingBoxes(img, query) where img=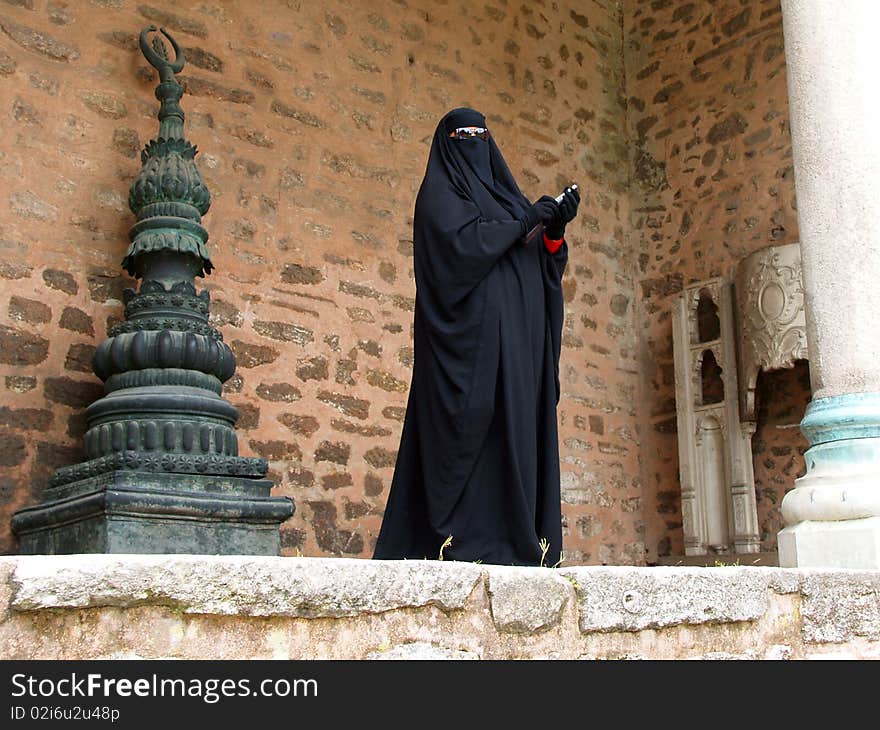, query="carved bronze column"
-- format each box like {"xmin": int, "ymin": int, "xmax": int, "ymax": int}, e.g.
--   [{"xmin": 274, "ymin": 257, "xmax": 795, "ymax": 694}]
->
[{"xmin": 12, "ymin": 27, "xmax": 294, "ymax": 554}]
